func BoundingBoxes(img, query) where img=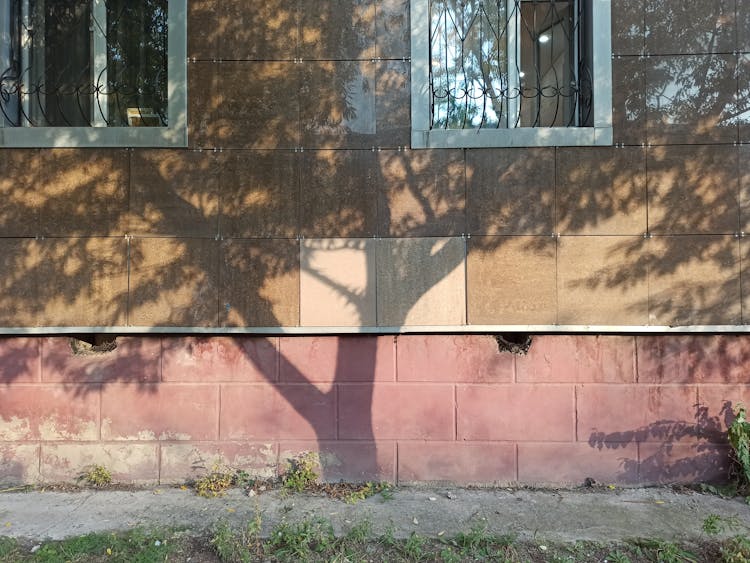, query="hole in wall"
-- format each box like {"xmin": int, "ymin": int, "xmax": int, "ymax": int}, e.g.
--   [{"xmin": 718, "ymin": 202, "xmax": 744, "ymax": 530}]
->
[
  {"xmin": 69, "ymin": 334, "xmax": 118, "ymax": 356},
  {"xmin": 494, "ymin": 333, "xmax": 532, "ymax": 355}
]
